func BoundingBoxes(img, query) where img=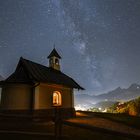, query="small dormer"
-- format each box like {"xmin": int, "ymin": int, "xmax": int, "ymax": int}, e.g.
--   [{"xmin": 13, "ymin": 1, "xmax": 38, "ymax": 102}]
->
[{"xmin": 47, "ymin": 48, "xmax": 61, "ymax": 71}]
